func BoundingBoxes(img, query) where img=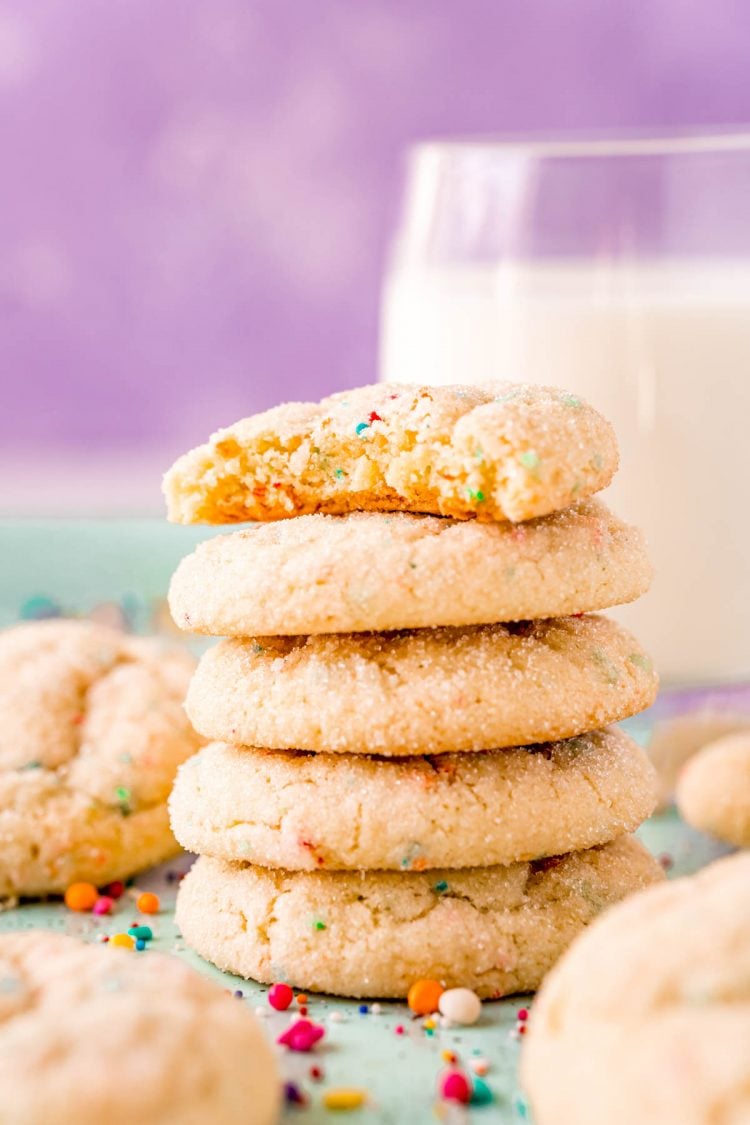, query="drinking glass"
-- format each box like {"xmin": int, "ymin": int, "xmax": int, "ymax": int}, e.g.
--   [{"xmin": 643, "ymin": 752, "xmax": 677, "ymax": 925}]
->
[{"xmin": 380, "ymin": 131, "xmax": 750, "ymax": 684}]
